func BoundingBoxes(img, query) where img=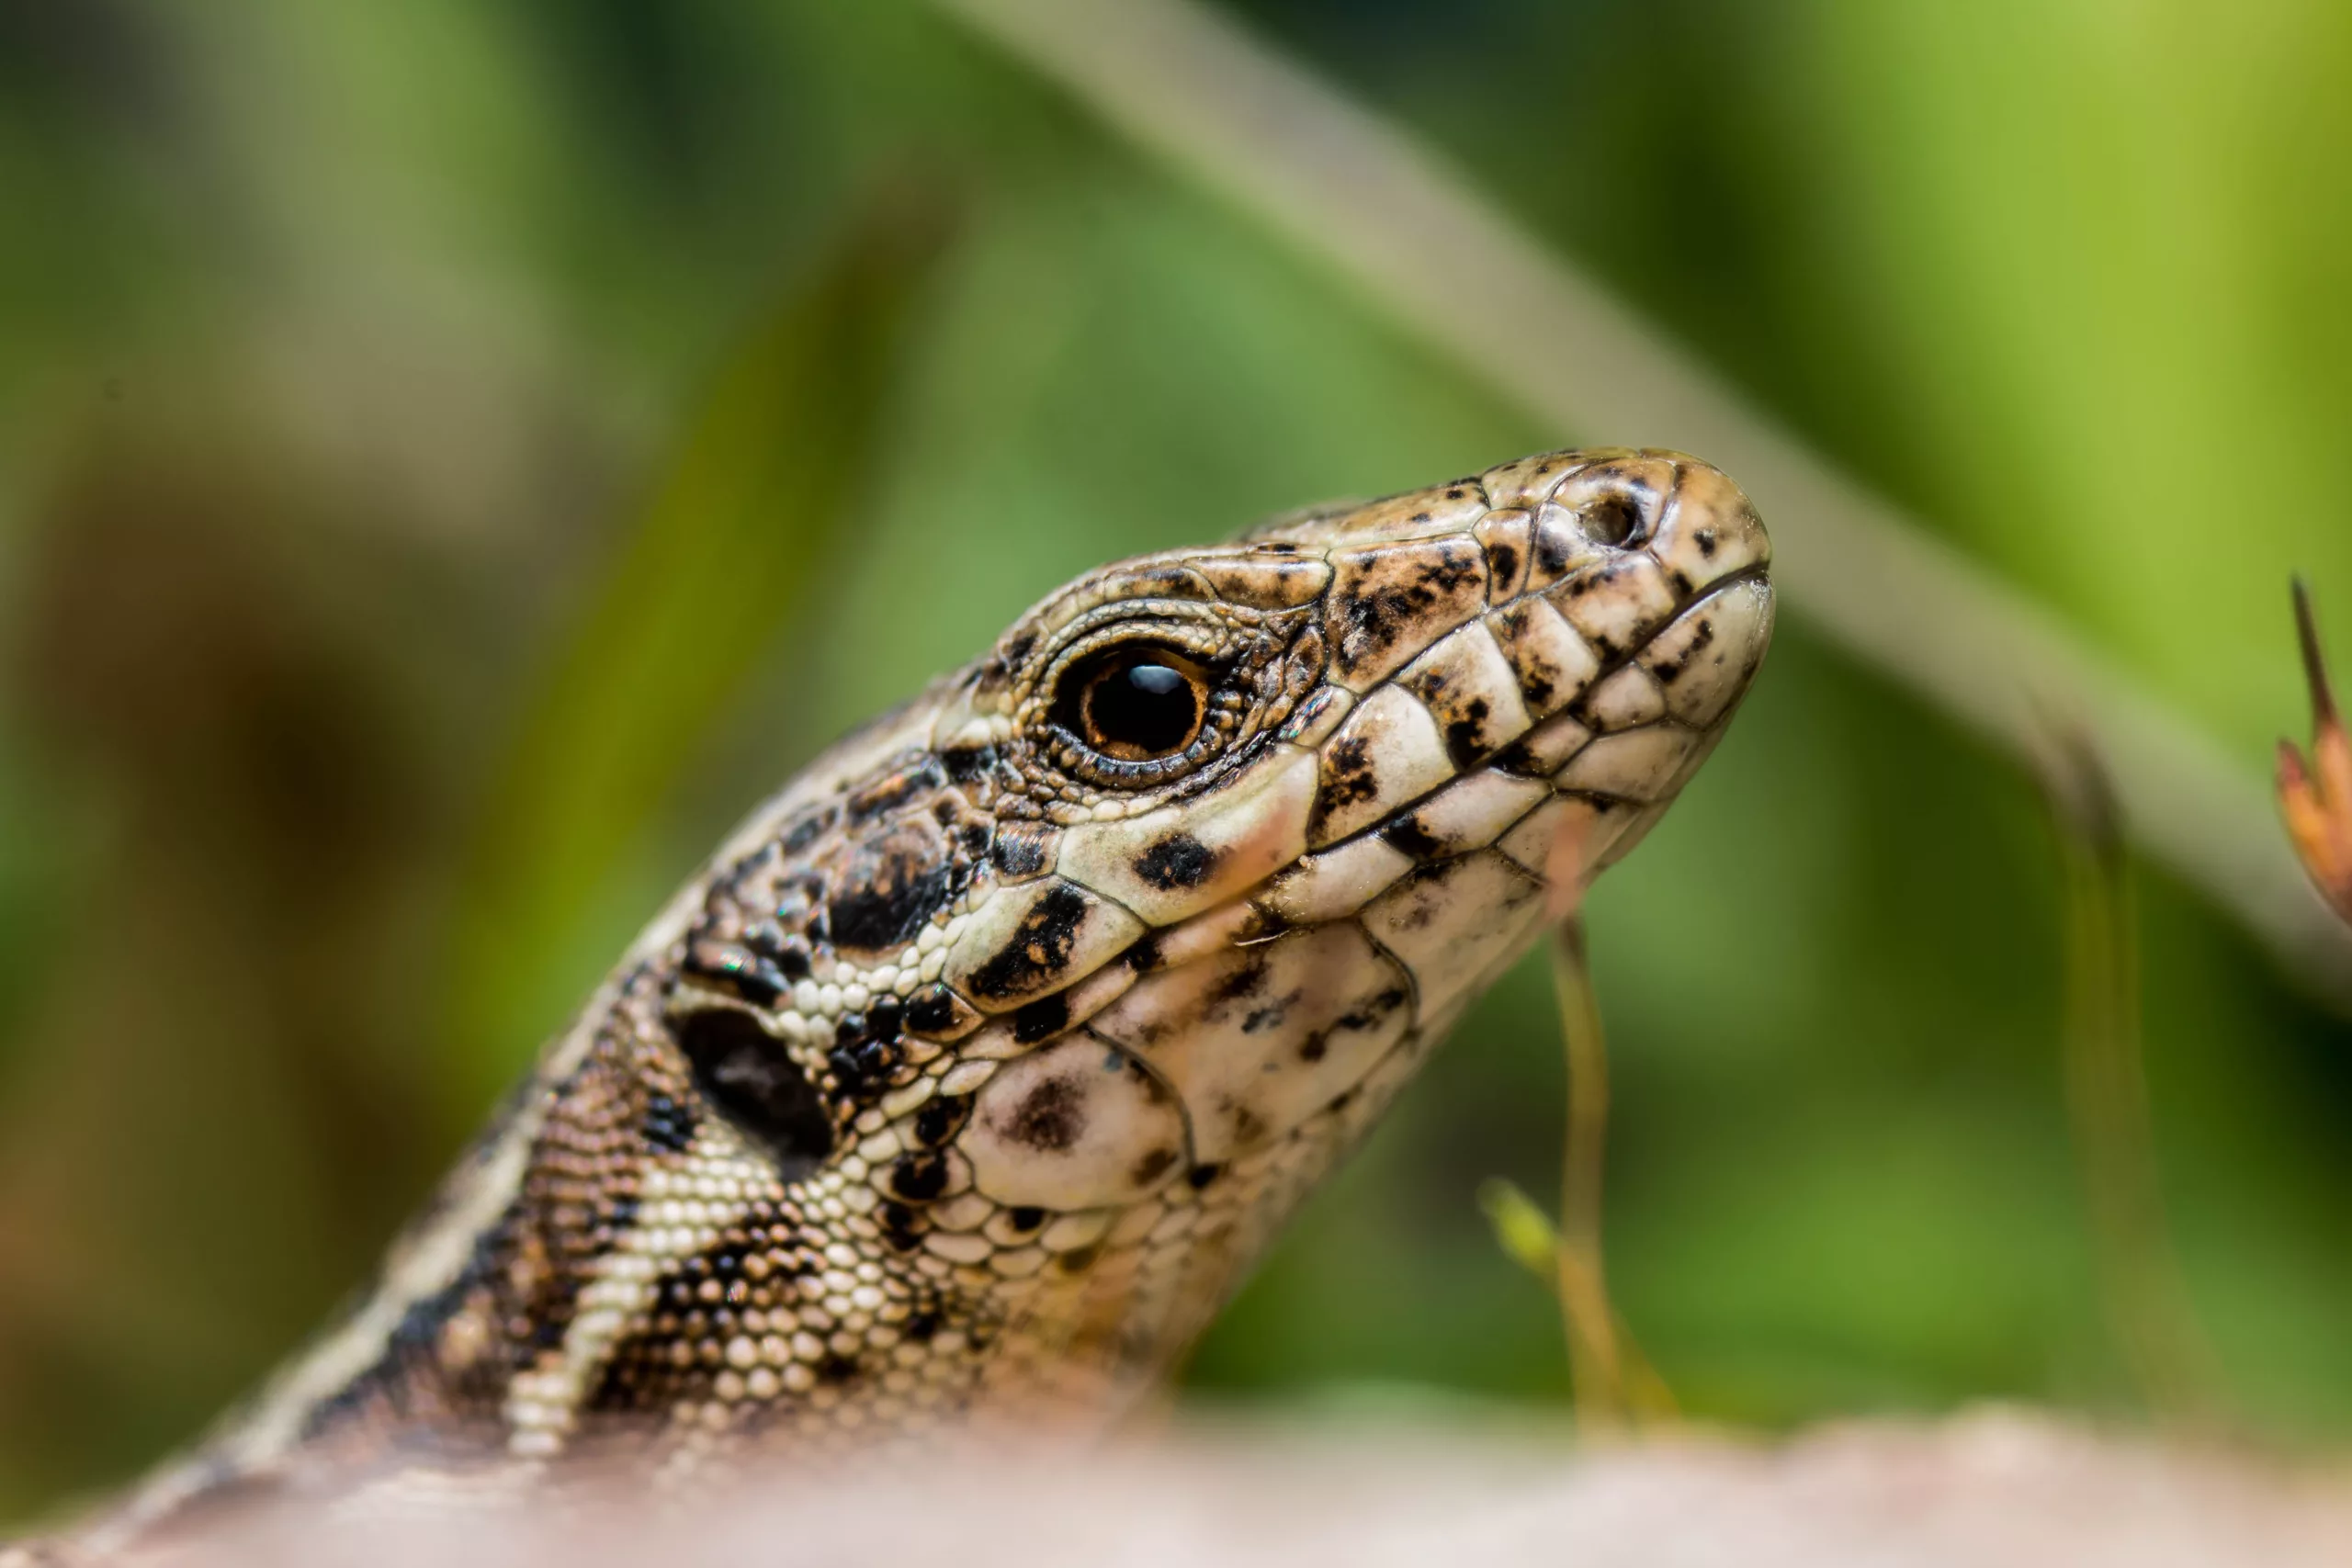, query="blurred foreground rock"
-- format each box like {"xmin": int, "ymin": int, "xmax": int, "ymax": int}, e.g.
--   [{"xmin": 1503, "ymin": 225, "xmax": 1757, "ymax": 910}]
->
[{"xmin": 39, "ymin": 1408, "xmax": 2352, "ymax": 1566}]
